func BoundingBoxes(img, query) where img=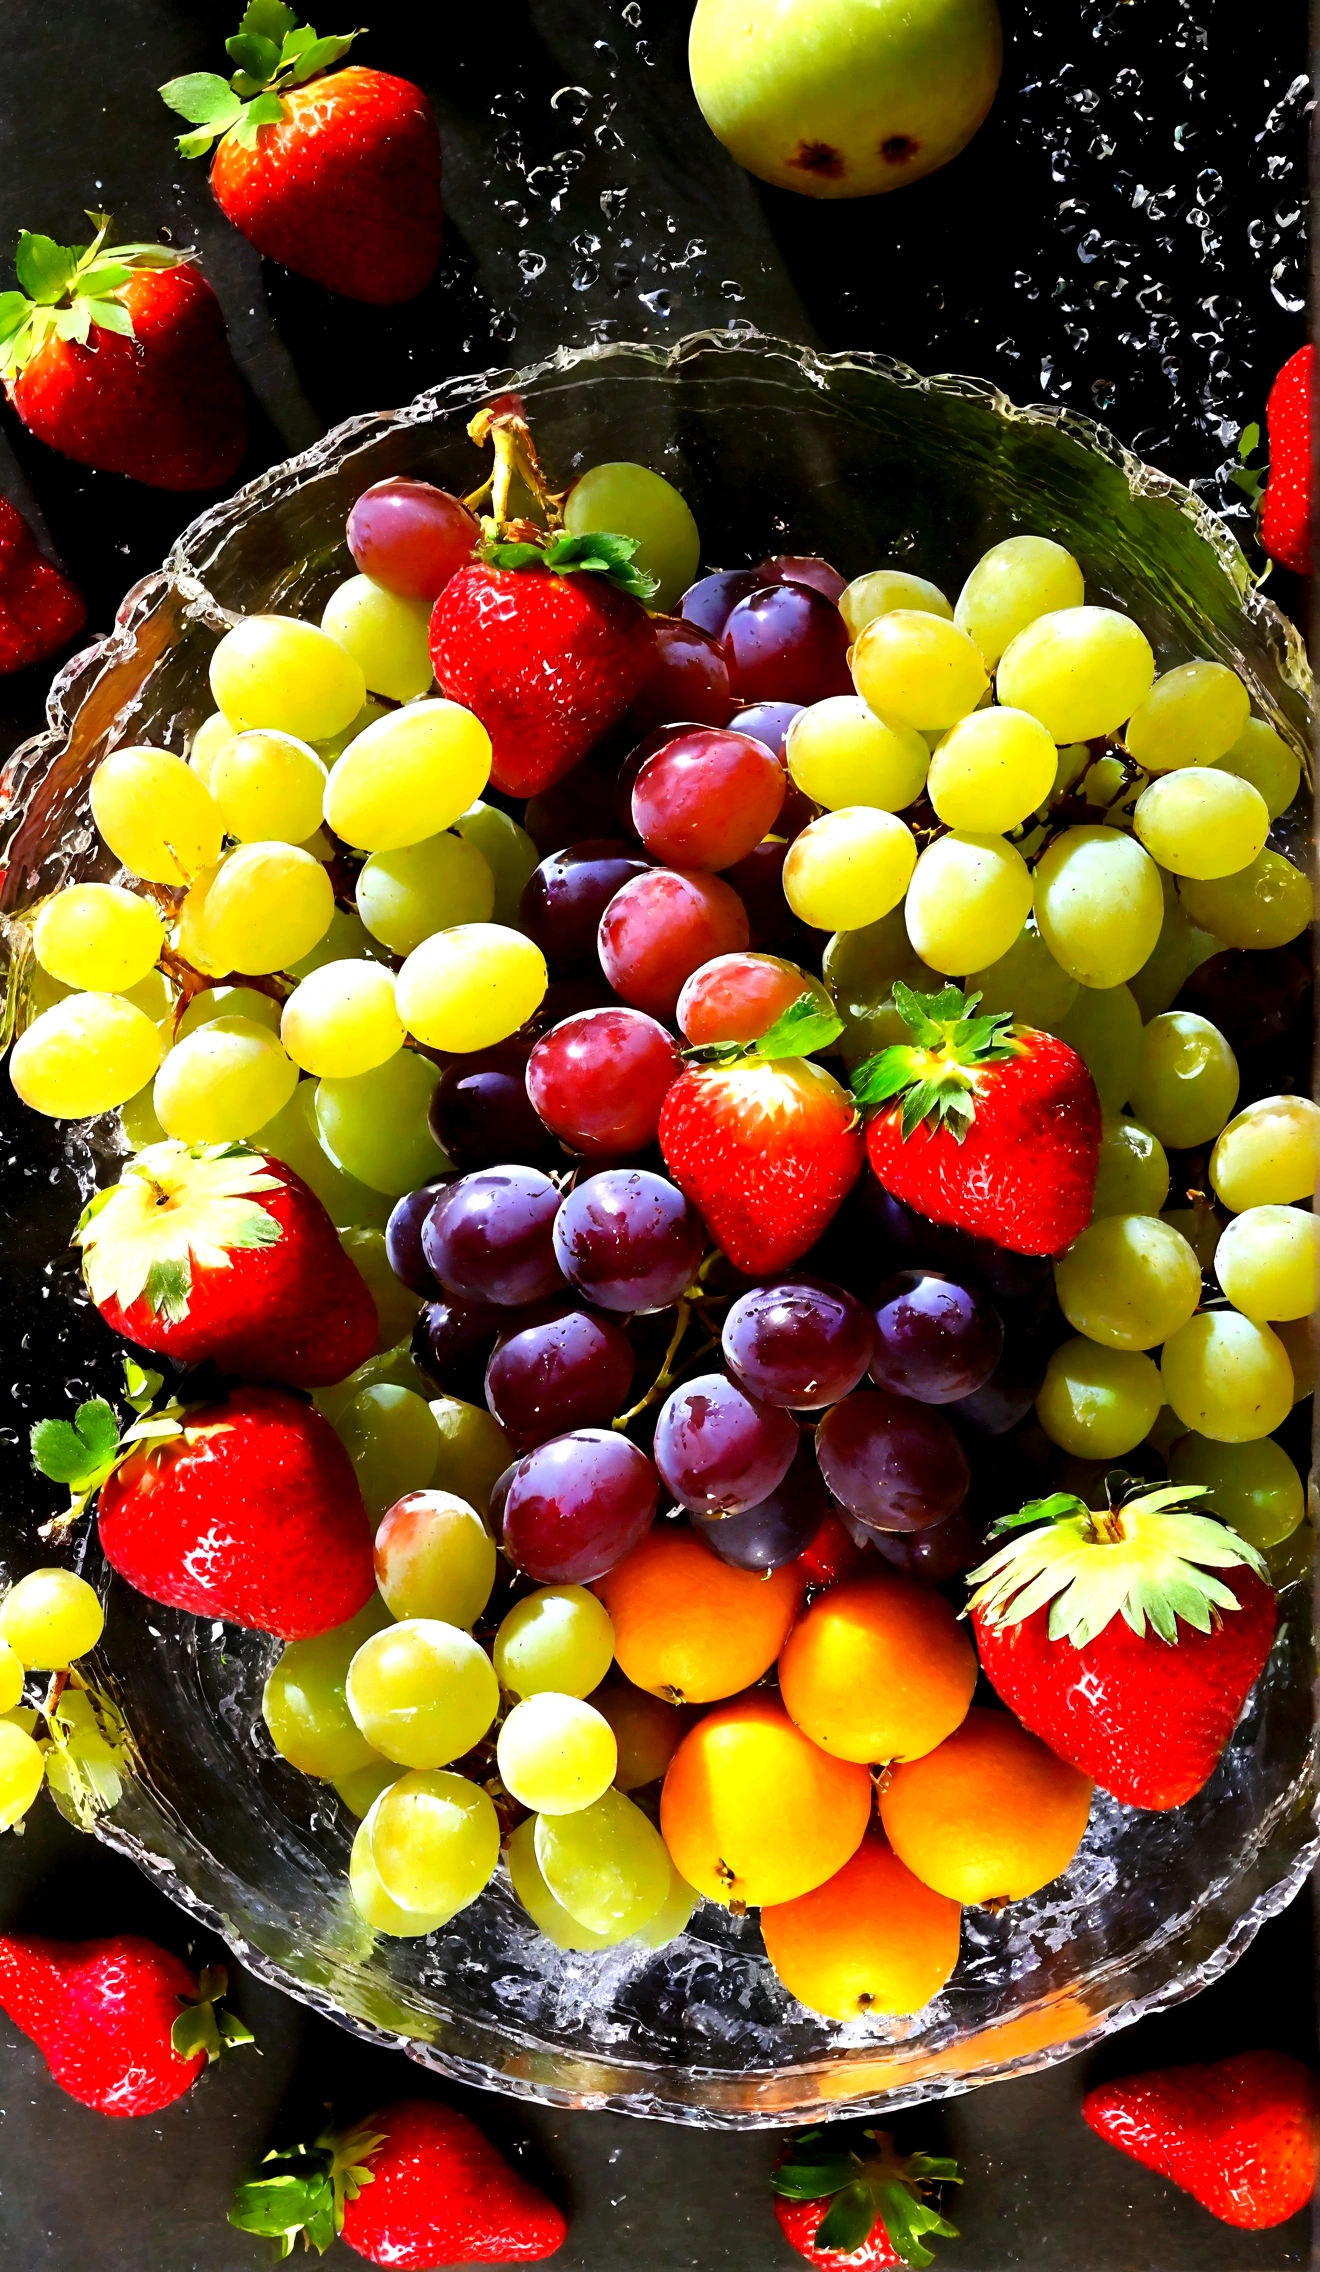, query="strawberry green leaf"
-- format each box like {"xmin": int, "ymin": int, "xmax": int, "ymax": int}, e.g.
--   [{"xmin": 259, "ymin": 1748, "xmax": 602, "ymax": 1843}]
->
[
  {"xmin": 225, "ymin": 31, "xmax": 282, "ymax": 78},
  {"xmin": 482, "ymin": 540, "xmax": 547, "ymax": 572},
  {"xmin": 287, "ymin": 32, "xmax": 359, "ymax": 81},
  {"xmin": 985, "ymin": 1491, "xmax": 1088, "ymax": 1539},
  {"xmin": 122, "ymin": 1356, "xmax": 165, "ymax": 1416},
  {"xmin": 240, "ymin": 0, "xmax": 299, "ymax": 41},
  {"xmin": 870, "ymin": 2177, "xmax": 960, "ymax": 2269},
  {"xmin": 773, "ymin": 2155, "xmax": 863, "ymax": 2199},
  {"xmin": 30, "ymin": 1399, "xmax": 121, "ymax": 1489},
  {"xmin": 230, "ymin": 2151, "xmax": 338, "ymax": 2259},
  {"xmin": 159, "ymin": 71, "xmax": 245, "ymax": 126},
  {"xmin": 755, "ymin": 992, "xmax": 845, "ymax": 1062},
  {"xmin": 177, "ymin": 125, "xmax": 222, "ymax": 157},
  {"xmin": 280, "ymin": 23, "xmax": 320, "ymax": 61},
  {"xmin": 1239, "ymin": 420, "xmax": 1261, "ymax": 459},
  {"xmin": 55, "ymin": 303, "xmax": 92, "ymax": 347},
  {"xmin": 231, "ymin": 90, "xmax": 288, "ymax": 143},
  {"xmin": 145, "ymin": 1256, "xmax": 193, "ymax": 1324},
  {"xmin": 77, "ymin": 263, "xmax": 134, "ymax": 296},
  {"xmin": 15, "ymin": 234, "xmax": 83, "ymax": 305},
  {"xmin": 814, "ymin": 2180, "xmax": 878, "ymax": 2256},
  {"xmin": 82, "ymin": 299, "xmax": 135, "ymax": 337},
  {"xmin": 480, "ymin": 528, "xmax": 658, "ymax": 601},
  {"xmin": 0, "ymin": 292, "xmax": 28, "ymax": 344},
  {"xmin": 850, "ymin": 980, "xmax": 1019, "ymax": 1141}
]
